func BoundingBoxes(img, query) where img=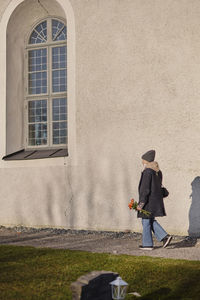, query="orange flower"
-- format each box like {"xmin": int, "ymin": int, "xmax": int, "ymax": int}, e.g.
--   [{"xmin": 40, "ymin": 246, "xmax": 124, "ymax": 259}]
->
[
  {"xmin": 128, "ymin": 198, "xmax": 151, "ymax": 216},
  {"xmin": 128, "ymin": 202, "xmax": 132, "ymax": 209},
  {"xmin": 128, "ymin": 198, "xmax": 135, "ymax": 209}
]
